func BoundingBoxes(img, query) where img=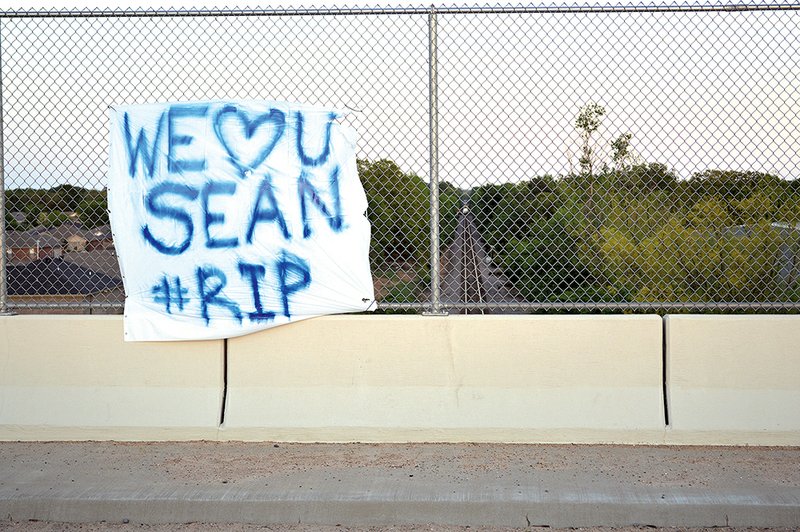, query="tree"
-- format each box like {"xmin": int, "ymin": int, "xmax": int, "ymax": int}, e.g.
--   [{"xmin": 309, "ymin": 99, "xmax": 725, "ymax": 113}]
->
[
  {"xmin": 37, "ymin": 211, "xmax": 71, "ymax": 227},
  {"xmin": 48, "ymin": 184, "xmax": 87, "ymax": 212},
  {"xmin": 502, "ymin": 208, "xmax": 592, "ymax": 302},
  {"xmin": 5, "ymin": 211, "xmax": 27, "ymax": 231},
  {"xmin": 611, "ymin": 132, "xmax": 633, "ymax": 171},
  {"xmin": 77, "ymin": 195, "xmax": 109, "ymax": 228},
  {"xmin": 575, "ymin": 102, "xmax": 606, "ymax": 176},
  {"xmin": 358, "ymin": 159, "xmax": 459, "ymax": 269}
]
